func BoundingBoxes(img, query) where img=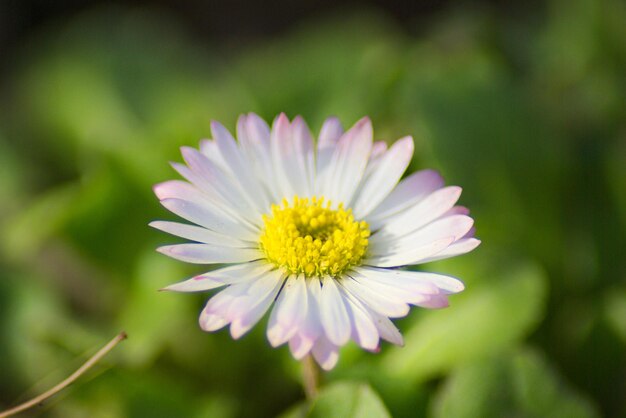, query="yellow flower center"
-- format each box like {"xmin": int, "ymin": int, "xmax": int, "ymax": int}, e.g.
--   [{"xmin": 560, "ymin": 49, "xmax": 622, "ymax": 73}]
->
[{"xmin": 259, "ymin": 196, "xmax": 370, "ymax": 277}]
